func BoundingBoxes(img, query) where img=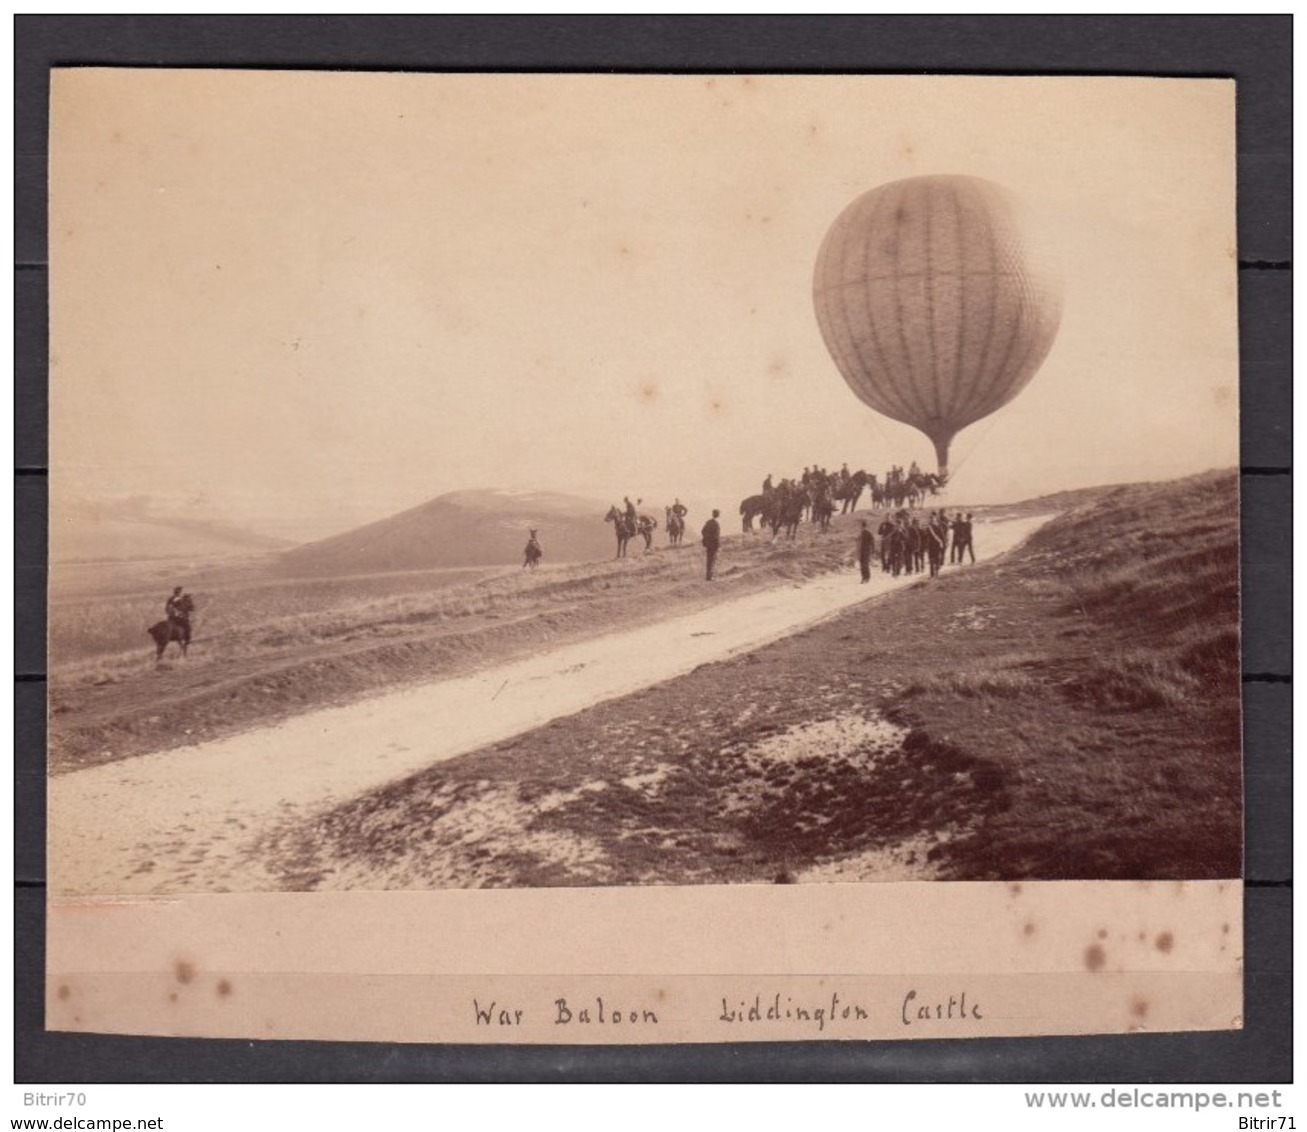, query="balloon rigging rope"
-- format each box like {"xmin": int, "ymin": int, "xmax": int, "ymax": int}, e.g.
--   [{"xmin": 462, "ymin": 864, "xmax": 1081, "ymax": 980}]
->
[{"xmin": 947, "ymin": 412, "xmax": 1006, "ymax": 479}]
